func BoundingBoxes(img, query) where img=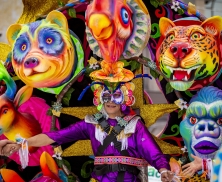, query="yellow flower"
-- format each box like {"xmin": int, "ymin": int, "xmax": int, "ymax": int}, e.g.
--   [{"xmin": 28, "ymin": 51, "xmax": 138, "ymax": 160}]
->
[{"xmin": 88, "ymin": 57, "xmax": 98, "ymax": 65}]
